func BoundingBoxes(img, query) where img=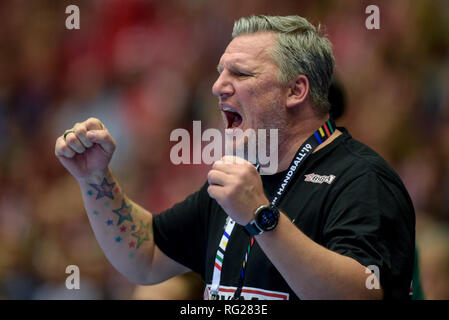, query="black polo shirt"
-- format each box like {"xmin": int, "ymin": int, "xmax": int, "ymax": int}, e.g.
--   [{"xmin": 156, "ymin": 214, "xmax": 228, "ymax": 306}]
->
[{"xmin": 153, "ymin": 128, "xmax": 415, "ymax": 300}]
